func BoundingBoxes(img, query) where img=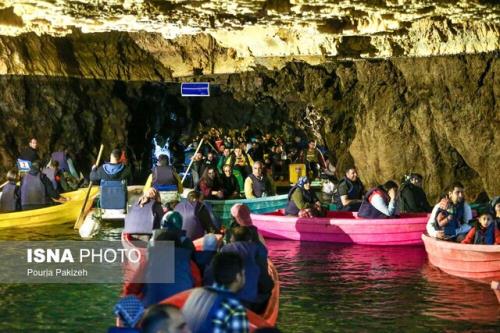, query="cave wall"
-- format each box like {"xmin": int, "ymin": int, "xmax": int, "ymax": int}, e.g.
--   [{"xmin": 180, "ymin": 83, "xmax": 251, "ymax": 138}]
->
[
  {"xmin": 0, "ymin": 76, "xmax": 288, "ymax": 182},
  {"xmin": 0, "ymin": 52, "xmax": 498, "ymax": 201},
  {"xmin": 210, "ymin": 53, "xmax": 499, "ymax": 200}
]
